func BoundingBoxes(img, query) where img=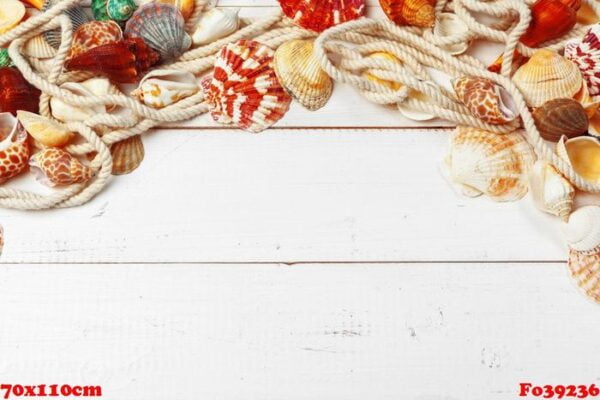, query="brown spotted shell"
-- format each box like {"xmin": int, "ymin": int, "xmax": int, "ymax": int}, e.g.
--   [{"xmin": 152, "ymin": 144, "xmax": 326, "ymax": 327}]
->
[
  {"xmin": 453, "ymin": 77, "xmax": 518, "ymax": 125},
  {"xmin": 29, "ymin": 148, "xmax": 94, "ymax": 187},
  {"xmin": 0, "ymin": 112, "xmax": 29, "ymax": 184},
  {"xmin": 532, "ymin": 98, "xmax": 588, "ymax": 142},
  {"xmin": 111, "ymin": 135, "xmax": 144, "ymax": 175}
]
